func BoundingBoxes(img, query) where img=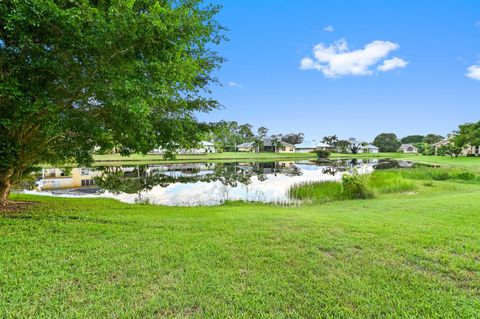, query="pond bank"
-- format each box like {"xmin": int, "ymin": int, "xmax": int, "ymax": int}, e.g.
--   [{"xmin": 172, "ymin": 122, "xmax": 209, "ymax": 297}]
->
[{"xmin": 3, "ymin": 180, "xmax": 480, "ymax": 317}]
